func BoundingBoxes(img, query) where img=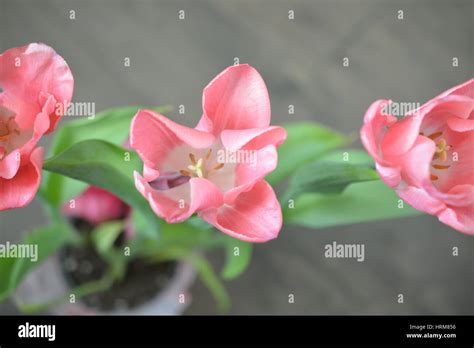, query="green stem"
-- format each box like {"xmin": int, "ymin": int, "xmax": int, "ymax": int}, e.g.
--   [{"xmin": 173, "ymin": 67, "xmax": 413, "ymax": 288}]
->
[{"xmin": 148, "ymin": 249, "xmax": 230, "ymax": 313}]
